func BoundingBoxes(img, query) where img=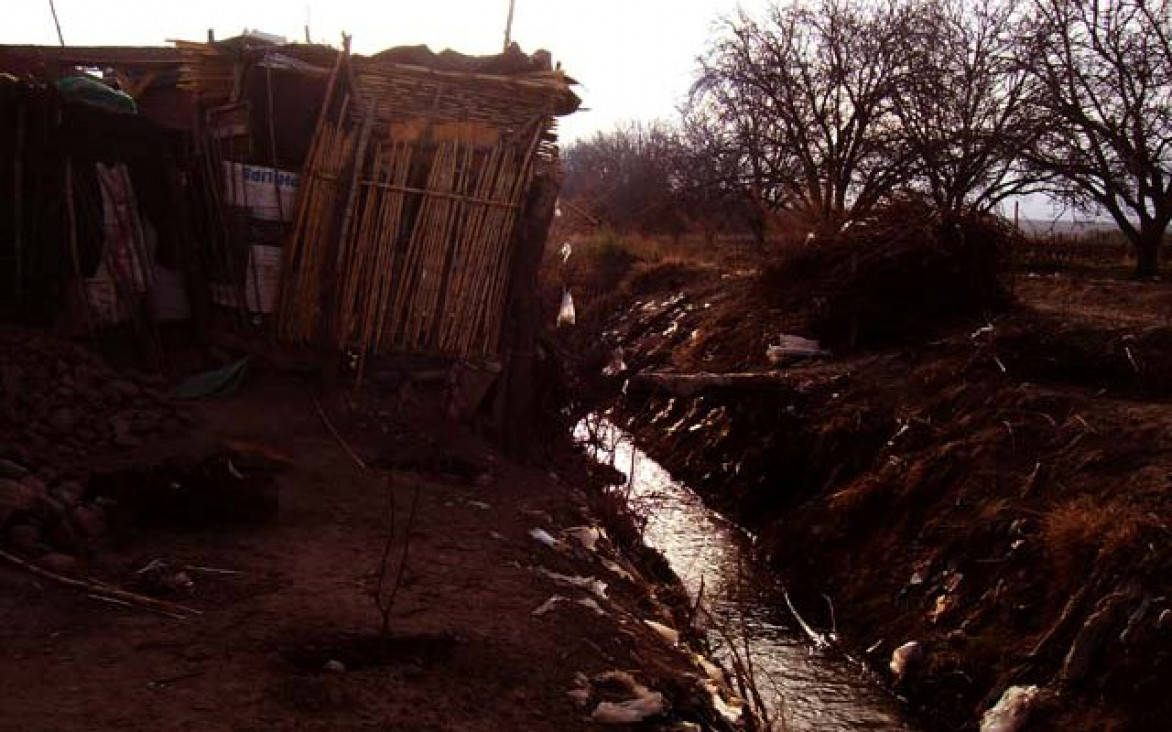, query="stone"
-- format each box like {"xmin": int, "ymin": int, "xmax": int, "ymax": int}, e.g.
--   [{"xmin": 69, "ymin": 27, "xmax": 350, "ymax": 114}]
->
[
  {"xmin": 47, "ymin": 407, "xmax": 78, "ymax": 434},
  {"xmin": 69, "ymin": 505, "xmax": 107, "ymax": 539},
  {"xmin": 114, "ymin": 432, "xmax": 142, "ymax": 448},
  {"xmin": 28, "ymin": 492, "xmax": 66, "ymax": 525},
  {"xmin": 0, "ymin": 478, "xmax": 36, "ymax": 525},
  {"xmin": 109, "ymin": 380, "xmax": 141, "ymax": 400},
  {"xmin": 7, "ymin": 524, "xmax": 41, "ymax": 552},
  {"xmin": 0, "ymin": 458, "xmax": 30, "ymax": 480},
  {"xmin": 48, "ymin": 518, "xmax": 85, "ymax": 554},
  {"xmin": 0, "ymin": 364, "xmax": 24, "ymax": 395},
  {"xmin": 38, "ymin": 552, "xmax": 79, "ymax": 575},
  {"xmin": 50, "ymin": 481, "xmax": 85, "ymax": 507}
]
